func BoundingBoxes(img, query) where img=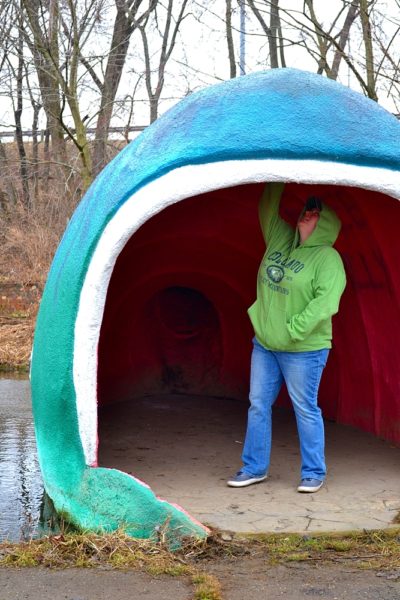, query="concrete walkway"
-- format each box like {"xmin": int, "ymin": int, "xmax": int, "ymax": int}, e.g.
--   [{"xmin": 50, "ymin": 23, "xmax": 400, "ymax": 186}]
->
[
  {"xmin": 98, "ymin": 395, "xmax": 400, "ymax": 535},
  {"xmin": 2, "ymin": 563, "xmax": 400, "ymax": 600}
]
